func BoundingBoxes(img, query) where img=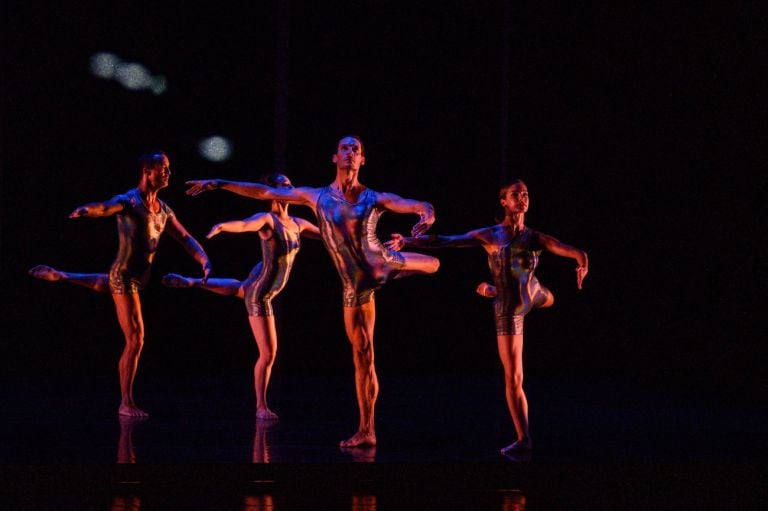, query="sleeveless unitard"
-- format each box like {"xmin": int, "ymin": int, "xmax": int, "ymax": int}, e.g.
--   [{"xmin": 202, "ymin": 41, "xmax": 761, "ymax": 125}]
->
[
  {"xmin": 243, "ymin": 213, "xmax": 302, "ymax": 316},
  {"xmin": 315, "ymin": 186, "xmax": 405, "ymax": 307},
  {"xmin": 487, "ymin": 227, "xmax": 552, "ymax": 335},
  {"xmin": 109, "ymin": 188, "xmax": 174, "ymax": 293}
]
